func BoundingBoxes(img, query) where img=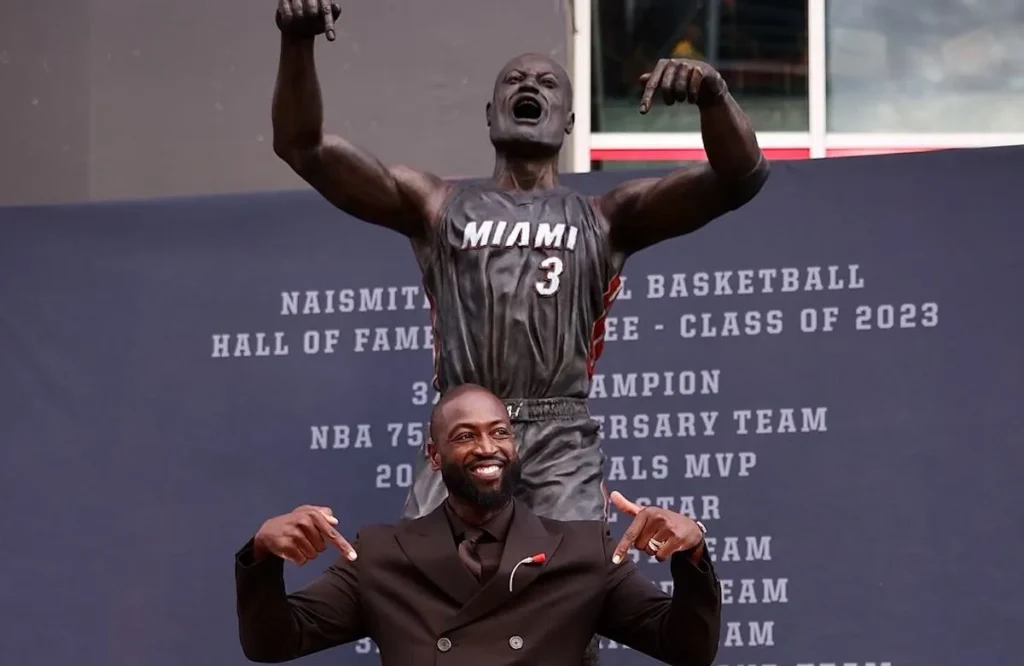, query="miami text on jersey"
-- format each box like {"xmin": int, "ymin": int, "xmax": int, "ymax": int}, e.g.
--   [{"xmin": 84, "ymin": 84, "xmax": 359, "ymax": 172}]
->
[{"xmin": 460, "ymin": 220, "xmax": 580, "ymax": 250}]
